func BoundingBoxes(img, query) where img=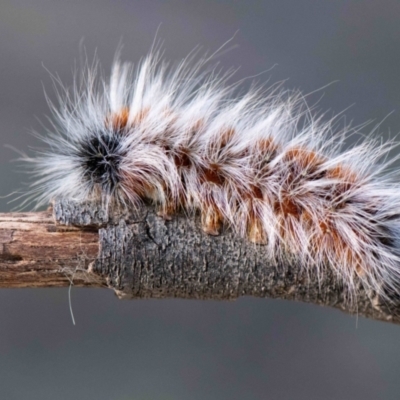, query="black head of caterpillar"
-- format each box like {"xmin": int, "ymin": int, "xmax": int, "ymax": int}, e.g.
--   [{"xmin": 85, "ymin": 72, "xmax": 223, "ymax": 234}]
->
[{"xmin": 77, "ymin": 131, "xmax": 126, "ymax": 195}]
